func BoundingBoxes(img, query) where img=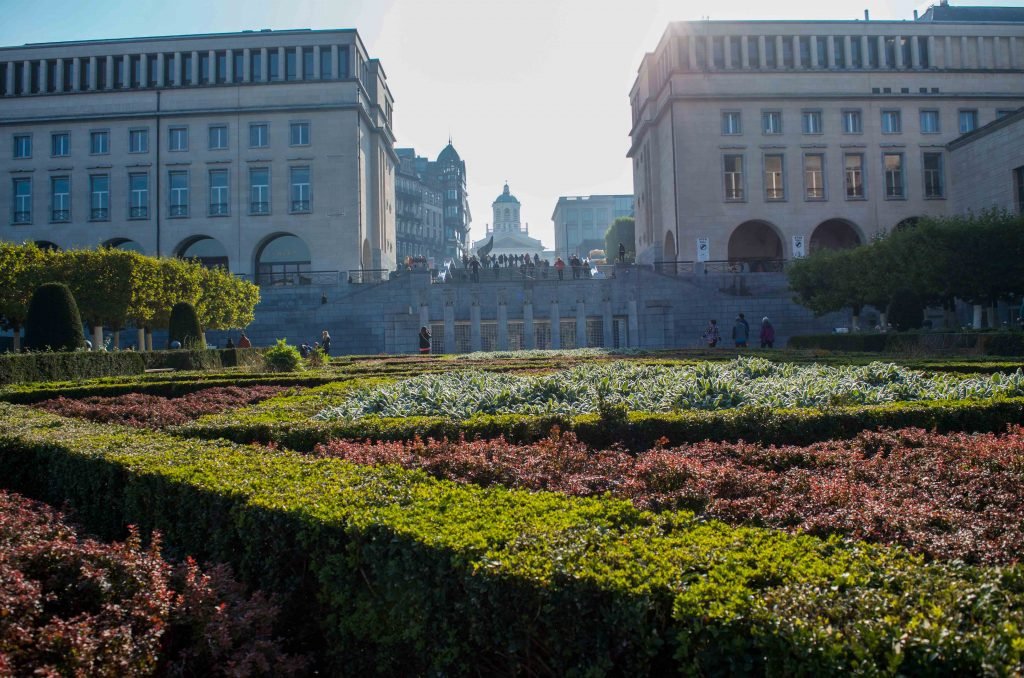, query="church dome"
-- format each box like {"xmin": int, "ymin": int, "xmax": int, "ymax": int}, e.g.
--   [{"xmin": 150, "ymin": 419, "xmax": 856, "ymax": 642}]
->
[{"xmin": 494, "ymin": 182, "xmax": 519, "ymax": 204}]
